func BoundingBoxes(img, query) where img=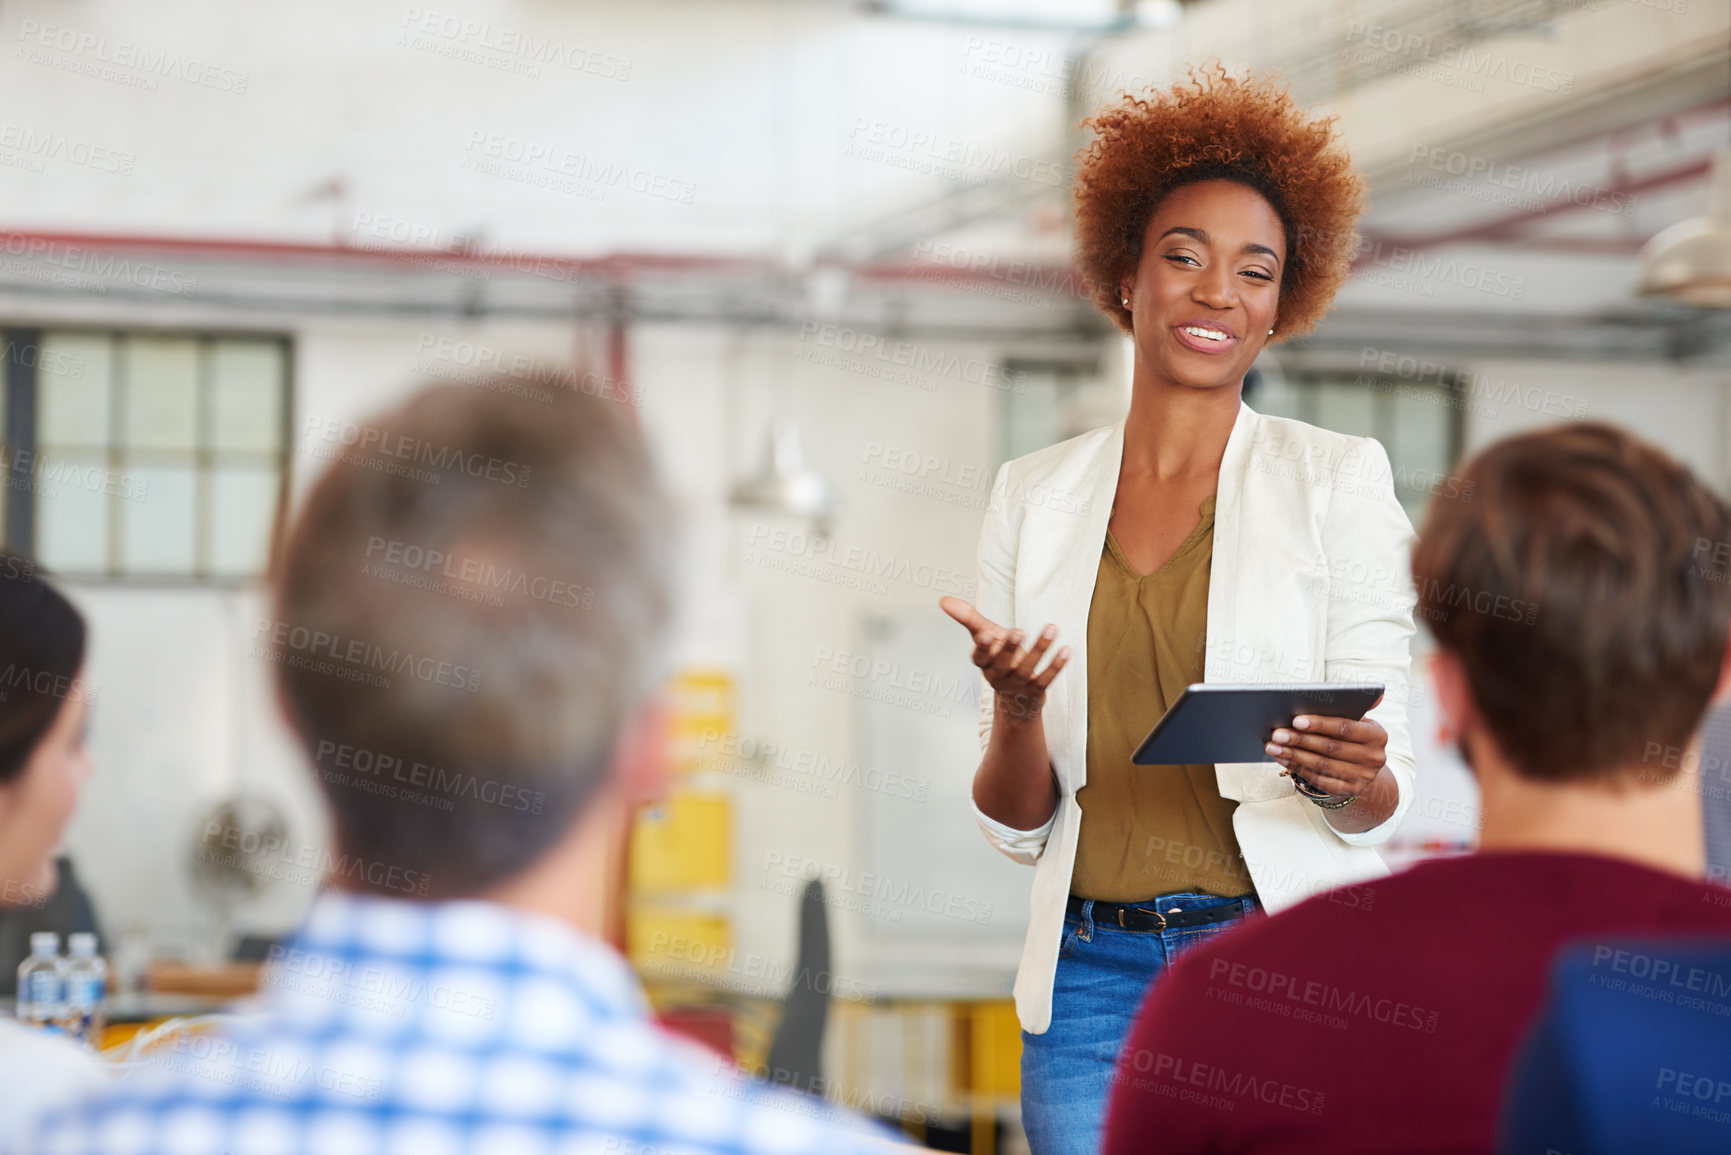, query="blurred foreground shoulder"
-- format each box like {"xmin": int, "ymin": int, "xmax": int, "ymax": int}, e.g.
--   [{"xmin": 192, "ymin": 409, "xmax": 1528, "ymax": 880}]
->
[{"xmin": 0, "ymin": 1019, "xmax": 107, "ymax": 1150}]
